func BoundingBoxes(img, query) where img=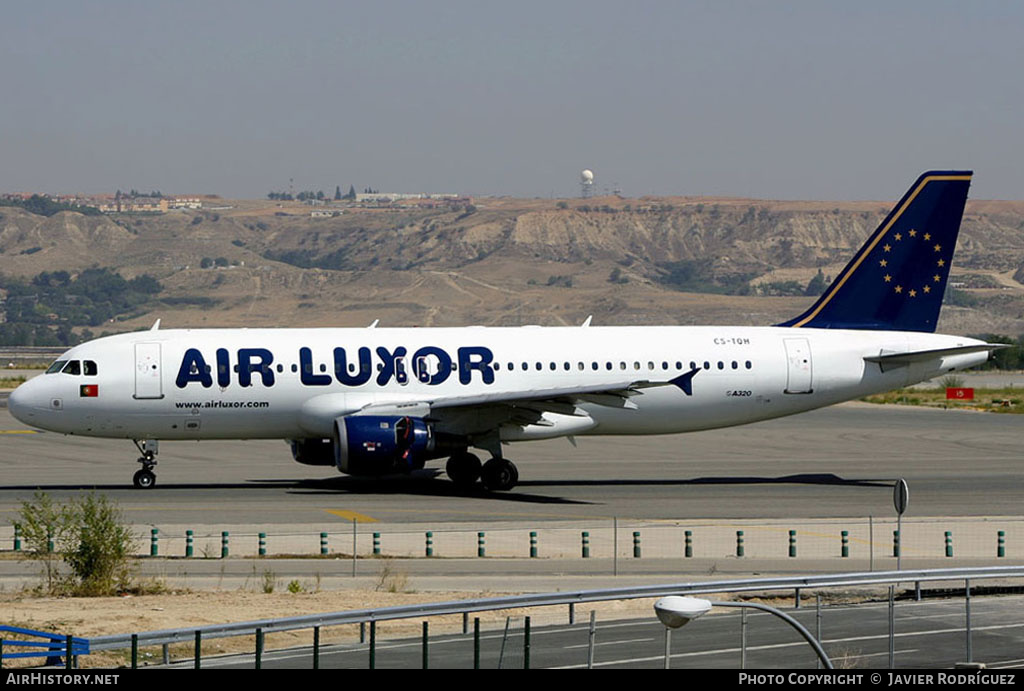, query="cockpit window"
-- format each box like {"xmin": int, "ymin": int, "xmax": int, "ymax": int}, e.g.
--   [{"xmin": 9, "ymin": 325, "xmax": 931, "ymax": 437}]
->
[
  {"xmin": 46, "ymin": 360, "xmax": 68, "ymax": 374},
  {"xmin": 62, "ymin": 360, "xmax": 81, "ymax": 376},
  {"xmin": 84, "ymin": 360, "xmax": 98, "ymax": 376}
]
